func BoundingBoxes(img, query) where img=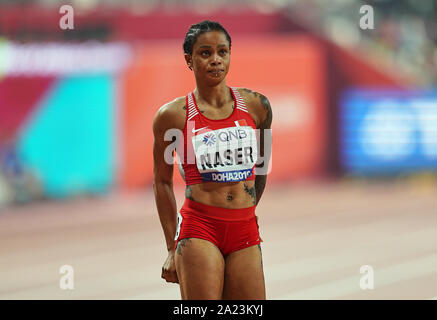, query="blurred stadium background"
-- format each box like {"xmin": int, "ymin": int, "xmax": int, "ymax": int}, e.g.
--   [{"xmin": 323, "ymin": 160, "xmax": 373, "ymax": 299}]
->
[{"xmin": 0, "ymin": 0, "xmax": 436, "ymax": 299}]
